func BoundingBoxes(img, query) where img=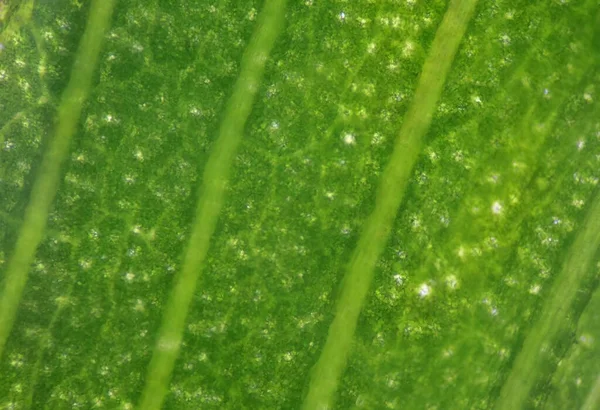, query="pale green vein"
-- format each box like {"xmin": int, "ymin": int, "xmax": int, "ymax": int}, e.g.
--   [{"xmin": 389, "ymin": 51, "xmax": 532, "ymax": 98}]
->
[
  {"xmin": 582, "ymin": 374, "xmax": 600, "ymax": 410},
  {"xmin": 496, "ymin": 191, "xmax": 600, "ymax": 410},
  {"xmin": 136, "ymin": 1, "xmax": 287, "ymax": 409},
  {"xmin": 301, "ymin": 1, "xmax": 479, "ymax": 409},
  {"xmin": 0, "ymin": 0, "xmax": 115, "ymax": 360}
]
